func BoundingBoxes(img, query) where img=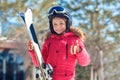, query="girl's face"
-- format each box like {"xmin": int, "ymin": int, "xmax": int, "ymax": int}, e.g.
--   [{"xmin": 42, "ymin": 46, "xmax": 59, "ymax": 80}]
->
[{"xmin": 52, "ymin": 17, "xmax": 66, "ymax": 34}]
